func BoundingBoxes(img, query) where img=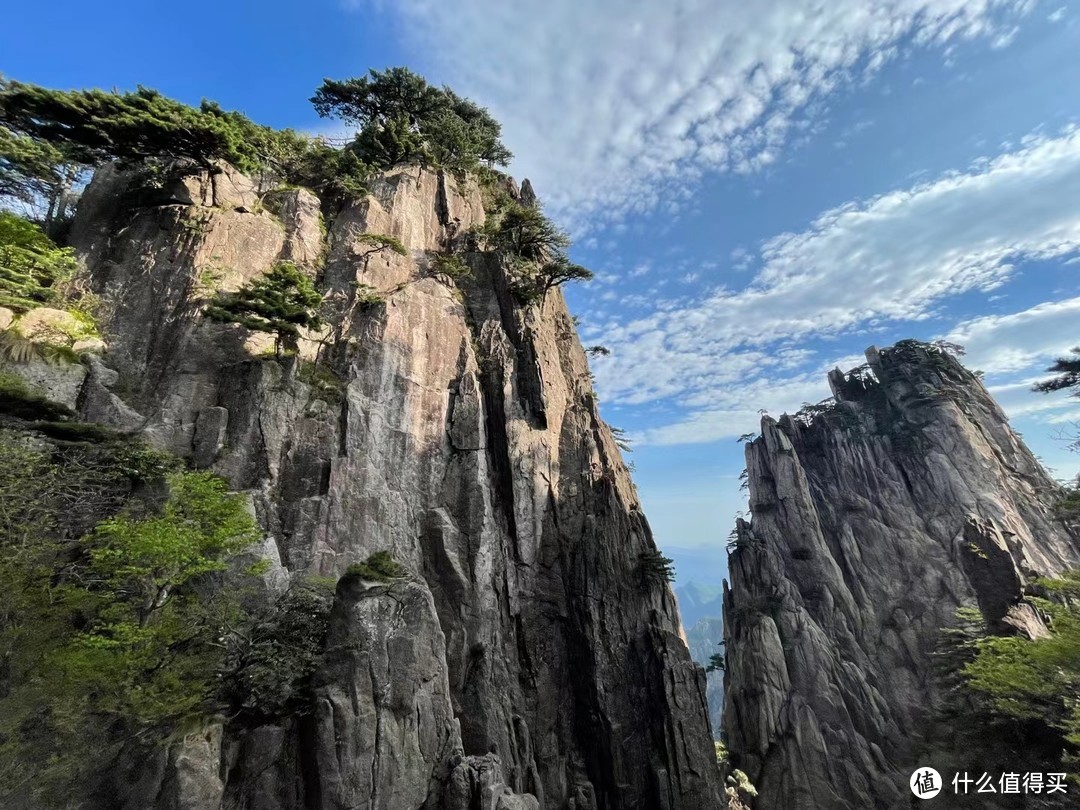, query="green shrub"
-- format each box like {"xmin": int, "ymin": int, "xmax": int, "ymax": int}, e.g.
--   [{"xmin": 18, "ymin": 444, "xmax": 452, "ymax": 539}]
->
[
  {"xmin": 346, "ymin": 550, "xmax": 406, "ymax": 582},
  {"xmin": 311, "ymin": 68, "xmax": 511, "ymax": 173},
  {"xmin": 206, "ymin": 261, "xmax": 322, "ymax": 356},
  {"xmin": 353, "ymin": 283, "xmax": 384, "ymax": 308},
  {"xmin": 298, "ymin": 360, "xmax": 346, "ymax": 405},
  {"xmin": 0, "ymin": 212, "xmax": 76, "ymax": 312},
  {"xmin": 928, "ymin": 575, "xmax": 1080, "ymax": 786},
  {"xmin": 431, "ymin": 253, "xmax": 471, "ymax": 281},
  {"xmin": 638, "ymin": 549, "xmax": 675, "ymax": 585},
  {"xmin": 220, "ymin": 579, "xmax": 333, "ymax": 721},
  {"xmin": 358, "ymin": 233, "xmax": 408, "ymax": 257},
  {"xmin": 0, "ymin": 465, "xmax": 262, "ymax": 805}
]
